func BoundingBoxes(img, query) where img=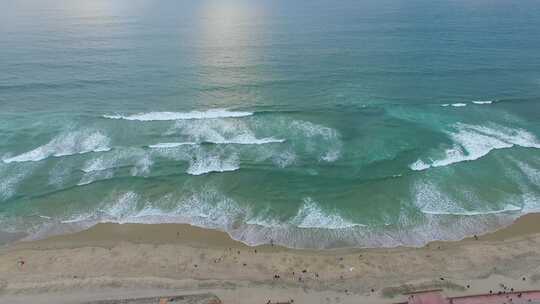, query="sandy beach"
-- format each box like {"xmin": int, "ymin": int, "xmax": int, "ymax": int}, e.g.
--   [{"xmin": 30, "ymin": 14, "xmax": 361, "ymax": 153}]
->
[{"xmin": 0, "ymin": 214, "xmax": 540, "ymax": 303}]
